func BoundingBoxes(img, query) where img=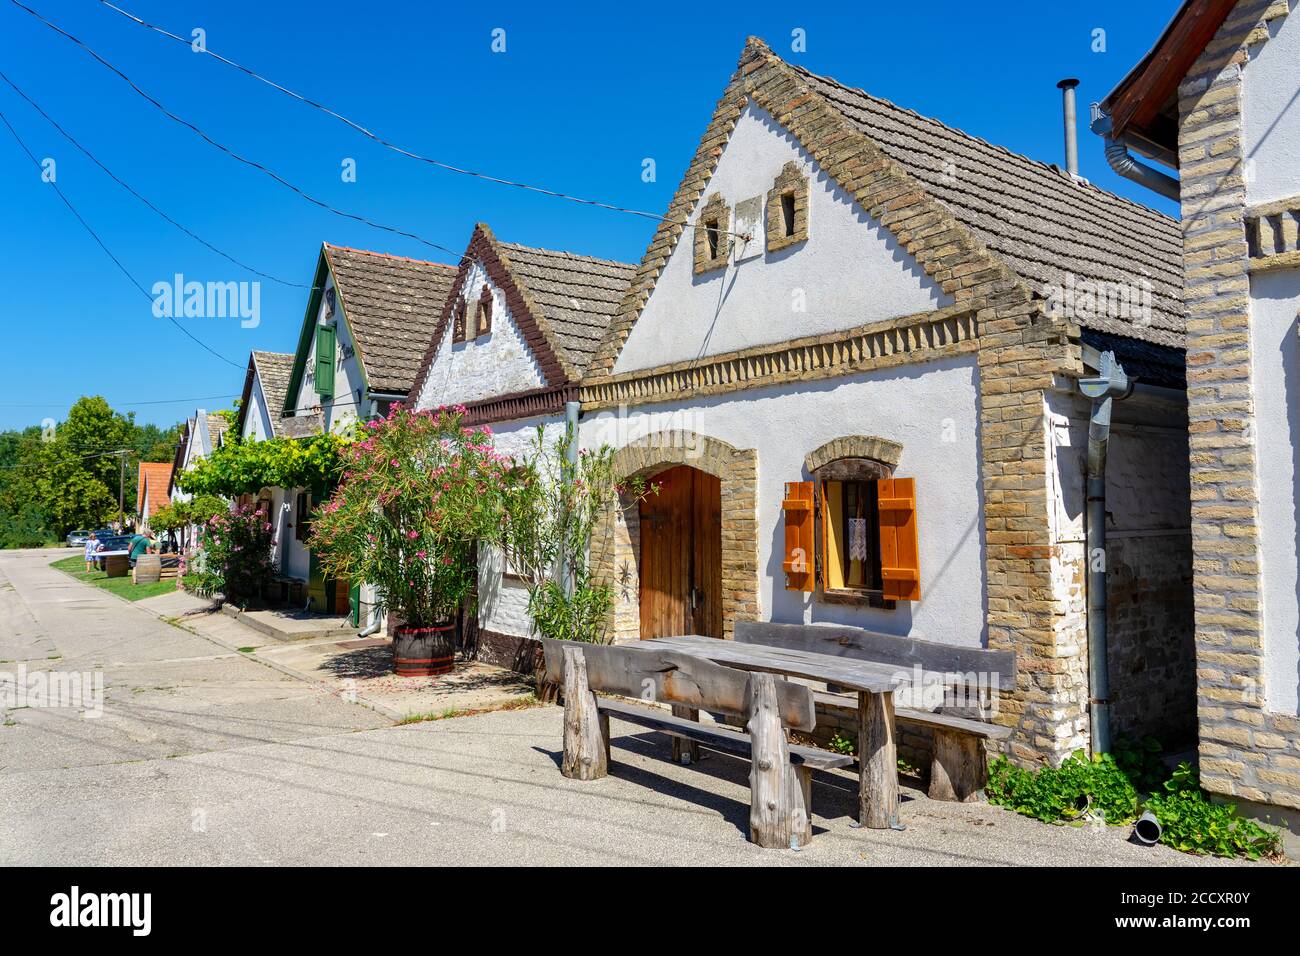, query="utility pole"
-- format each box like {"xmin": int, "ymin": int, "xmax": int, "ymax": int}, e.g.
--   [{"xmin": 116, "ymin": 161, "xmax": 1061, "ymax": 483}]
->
[{"xmin": 116, "ymin": 449, "xmax": 129, "ymax": 531}]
